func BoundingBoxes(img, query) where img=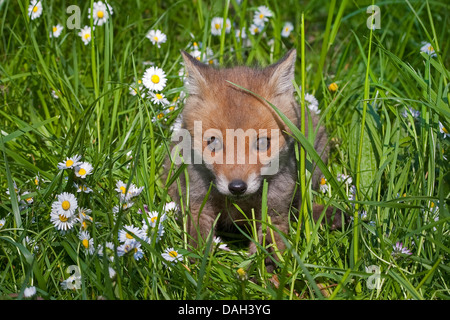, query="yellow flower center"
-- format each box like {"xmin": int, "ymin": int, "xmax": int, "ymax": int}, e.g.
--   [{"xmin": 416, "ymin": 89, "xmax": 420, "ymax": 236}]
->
[
  {"xmin": 34, "ymin": 178, "xmax": 39, "ymax": 185},
  {"xmin": 53, "ymin": 26, "xmax": 58, "ymax": 33},
  {"xmin": 155, "ymin": 93, "xmax": 163, "ymax": 100},
  {"xmin": 84, "ymin": 33, "xmax": 90, "ymax": 40},
  {"xmin": 126, "ymin": 233, "xmax": 133, "ymax": 239},
  {"xmin": 82, "ymin": 221, "xmax": 88, "ymax": 230},
  {"xmin": 328, "ymin": 82, "xmax": 338, "ymax": 91},
  {"xmin": 62, "ymin": 200, "xmax": 71, "ymax": 210},
  {"xmin": 157, "ymin": 112, "xmax": 164, "ymax": 119},
  {"xmin": 215, "ymin": 23, "xmax": 220, "ymax": 30},
  {"xmin": 26, "ymin": 197, "xmax": 33, "ymax": 203},
  {"xmin": 168, "ymin": 250, "xmax": 178, "ymax": 258},
  {"xmin": 153, "ymin": 36, "xmax": 159, "ymax": 42},
  {"xmin": 285, "ymin": 27, "xmax": 289, "ymax": 31},
  {"xmin": 442, "ymin": 126, "xmax": 448, "ymax": 134},
  {"xmin": 59, "ymin": 215, "xmax": 69, "ymax": 222},
  {"xmin": 33, "ymin": 5, "xmax": 38, "ymax": 13},
  {"xmin": 320, "ymin": 177, "xmax": 326, "ymax": 185},
  {"xmin": 138, "ymin": 79, "xmax": 142, "ymax": 84},
  {"xmin": 66, "ymin": 159, "xmax": 74, "ymax": 167},
  {"xmin": 97, "ymin": 10, "xmax": 104, "ymax": 19},
  {"xmin": 82, "ymin": 239, "xmax": 89, "ymax": 248},
  {"xmin": 237, "ymin": 268, "xmax": 246, "ymax": 277},
  {"xmin": 169, "ymin": 106, "xmax": 175, "ymax": 112},
  {"xmin": 151, "ymin": 217, "xmax": 157, "ymax": 223},
  {"xmin": 120, "ymin": 186, "xmax": 126, "ymax": 194},
  {"xmin": 254, "ymin": 27, "xmax": 259, "ymax": 33},
  {"xmin": 151, "ymin": 74, "xmax": 160, "ymax": 84},
  {"xmin": 428, "ymin": 45, "xmax": 434, "ymax": 52},
  {"xmin": 259, "ymin": 14, "xmax": 264, "ymax": 19},
  {"xmin": 78, "ymin": 168, "xmax": 87, "ymax": 176}
]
